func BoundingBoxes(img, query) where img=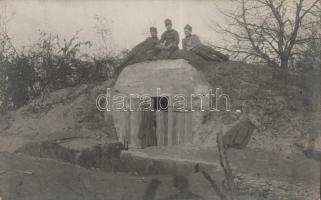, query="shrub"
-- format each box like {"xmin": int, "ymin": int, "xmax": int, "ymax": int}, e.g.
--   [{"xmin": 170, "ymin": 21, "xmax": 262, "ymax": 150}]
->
[{"xmin": 0, "ymin": 31, "xmax": 124, "ymax": 111}]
